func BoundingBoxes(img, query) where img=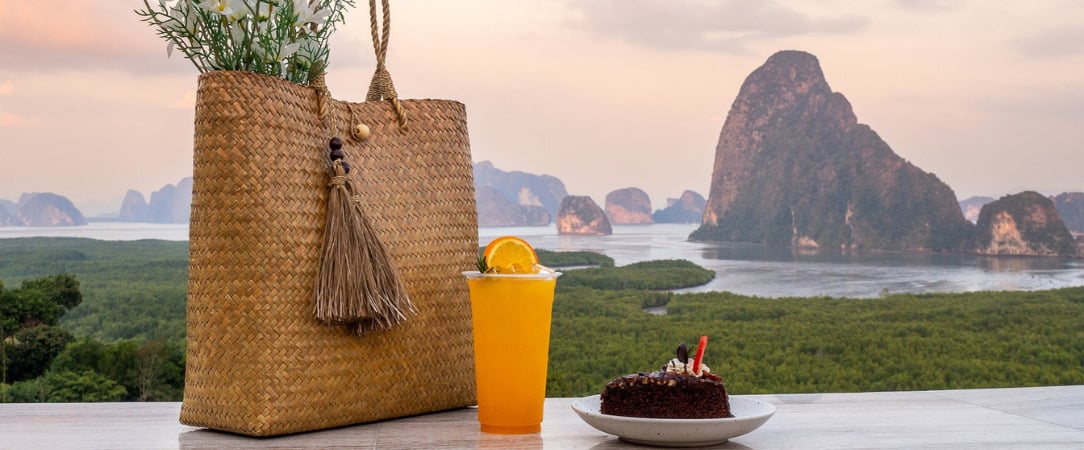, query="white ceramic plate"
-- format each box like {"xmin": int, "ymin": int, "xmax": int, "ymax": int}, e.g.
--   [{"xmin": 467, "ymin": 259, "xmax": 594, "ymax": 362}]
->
[{"xmin": 571, "ymin": 395, "xmax": 775, "ymax": 447}]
